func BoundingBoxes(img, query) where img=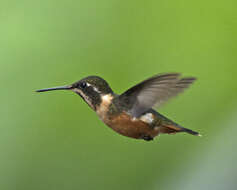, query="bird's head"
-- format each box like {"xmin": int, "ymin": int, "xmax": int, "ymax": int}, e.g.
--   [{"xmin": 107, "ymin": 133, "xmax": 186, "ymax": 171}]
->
[{"xmin": 36, "ymin": 76, "xmax": 113, "ymax": 110}]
